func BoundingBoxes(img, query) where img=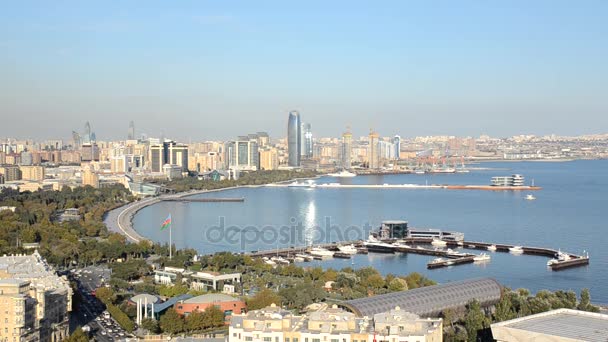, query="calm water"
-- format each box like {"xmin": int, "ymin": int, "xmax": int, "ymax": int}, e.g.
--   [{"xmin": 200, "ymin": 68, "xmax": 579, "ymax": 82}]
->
[{"xmin": 134, "ymin": 160, "xmax": 608, "ymax": 303}]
